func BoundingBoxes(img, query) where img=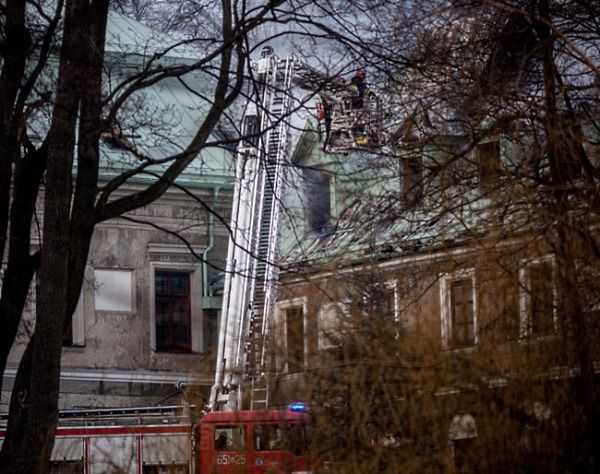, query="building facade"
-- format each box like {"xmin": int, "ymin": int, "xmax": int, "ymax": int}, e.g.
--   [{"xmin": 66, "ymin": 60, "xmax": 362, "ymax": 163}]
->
[
  {"xmin": 2, "ymin": 11, "xmax": 235, "ymax": 411},
  {"xmin": 267, "ymin": 111, "xmax": 600, "ymax": 471}
]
